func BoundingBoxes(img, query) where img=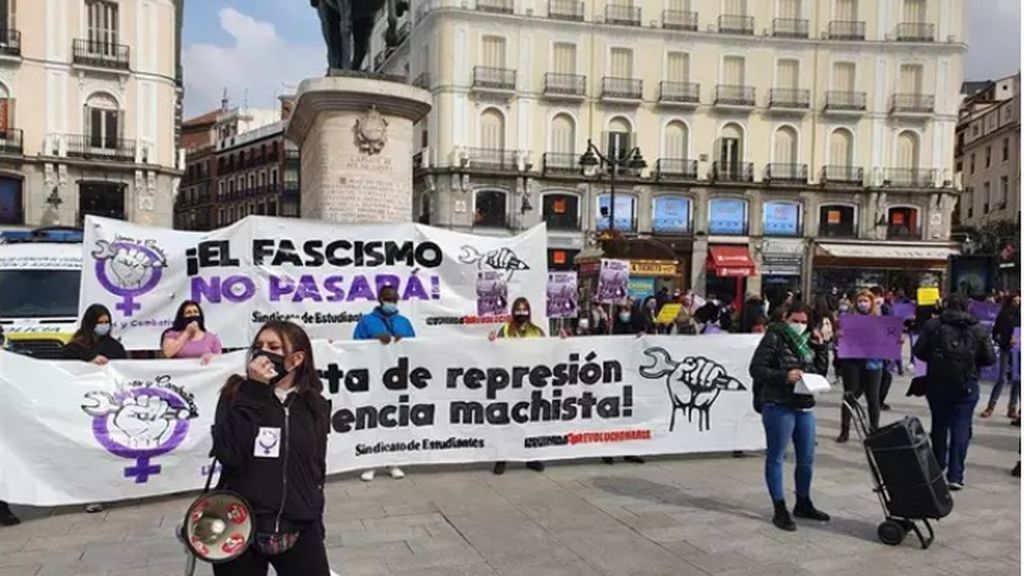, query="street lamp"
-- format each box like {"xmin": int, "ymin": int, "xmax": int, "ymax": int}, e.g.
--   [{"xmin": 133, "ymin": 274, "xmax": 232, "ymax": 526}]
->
[{"xmin": 578, "ymin": 138, "xmax": 646, "ymax": 234}]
